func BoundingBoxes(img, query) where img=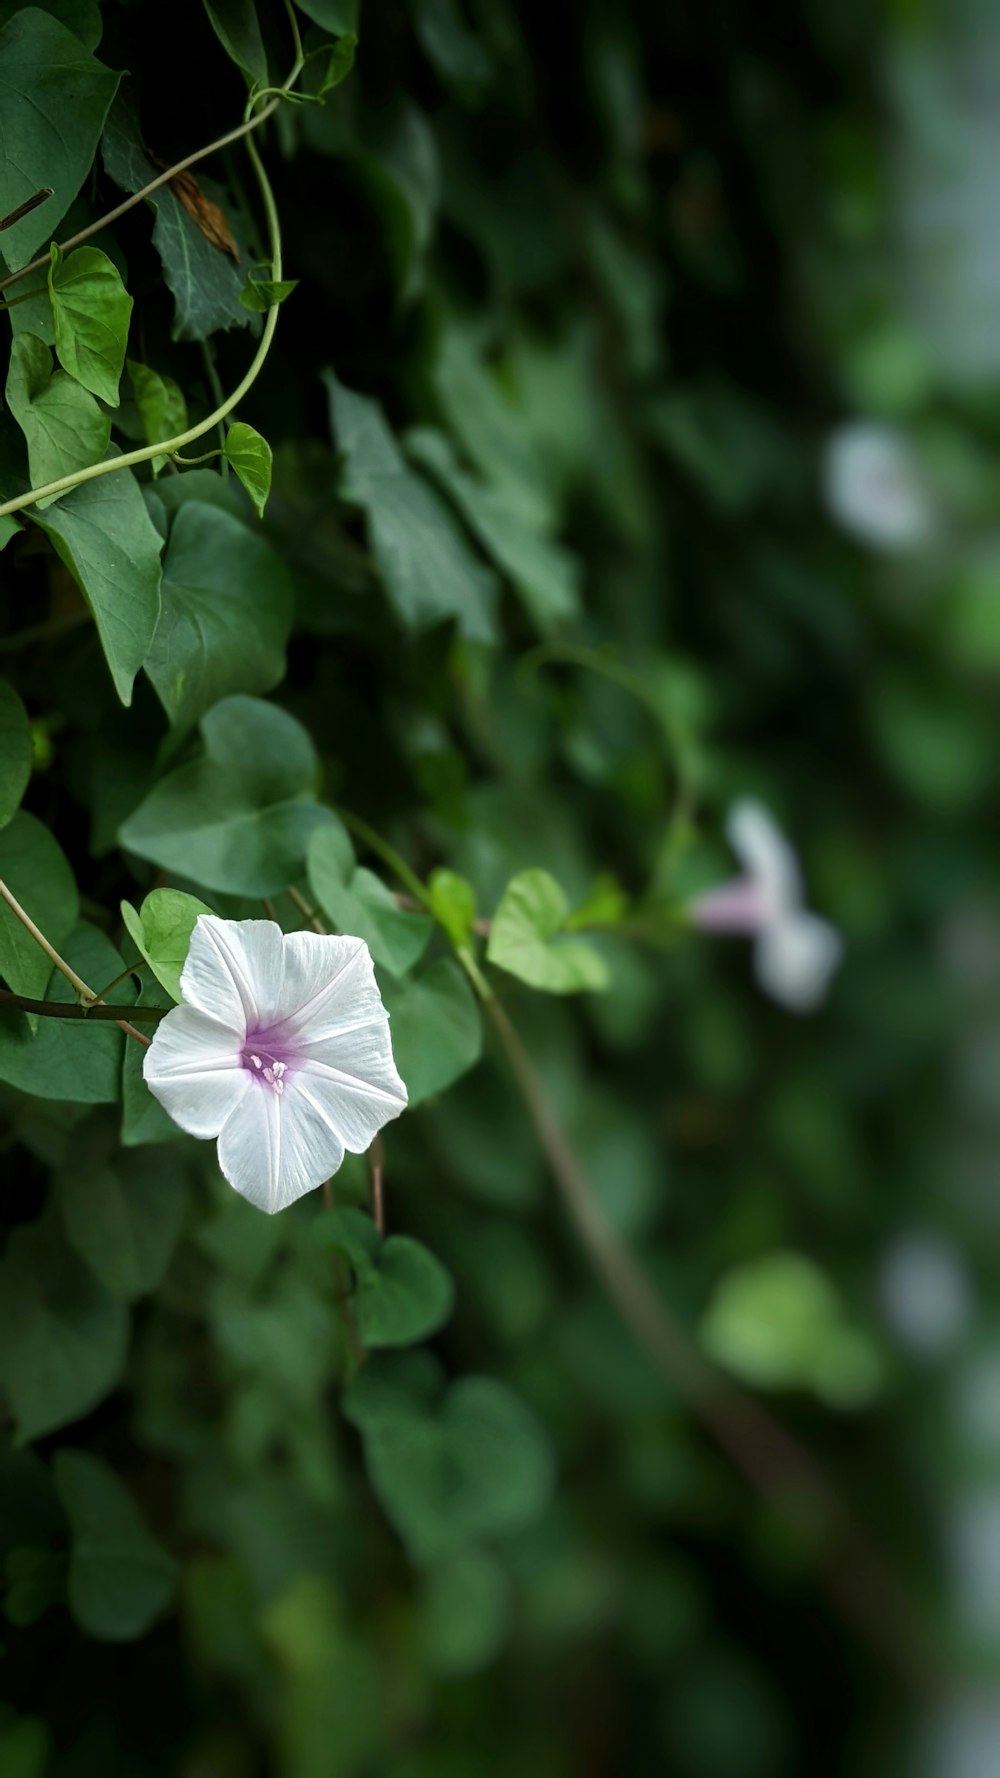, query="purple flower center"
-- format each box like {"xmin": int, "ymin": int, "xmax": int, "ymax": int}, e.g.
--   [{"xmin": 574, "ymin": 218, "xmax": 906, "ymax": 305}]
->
[{"xmin": 241, "ymin": 1024, "xmax": 300, "ymax": 1095}]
